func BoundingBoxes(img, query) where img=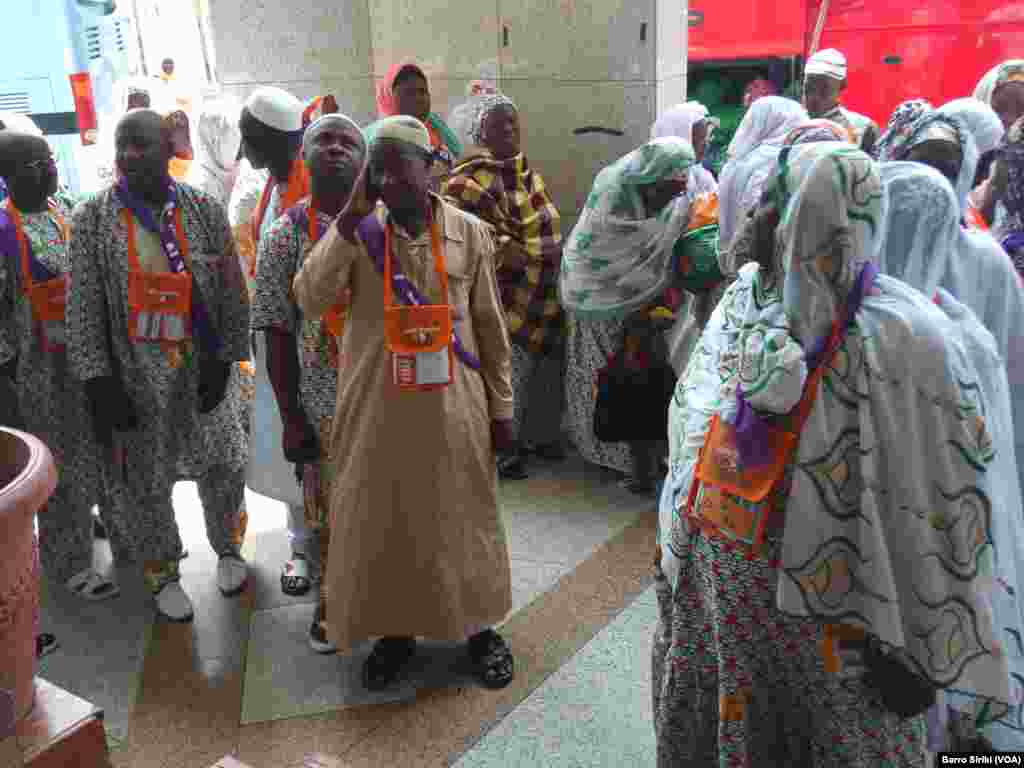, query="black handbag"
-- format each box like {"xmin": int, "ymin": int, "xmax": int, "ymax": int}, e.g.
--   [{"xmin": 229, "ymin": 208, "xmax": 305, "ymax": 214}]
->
[
  {"xmin": 862, "ymin": 633, "xmax": 937, "ymax": 719},
  {"xmin": 593, "ymin": 361, "xmax": 676, "ymax": 443}
]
